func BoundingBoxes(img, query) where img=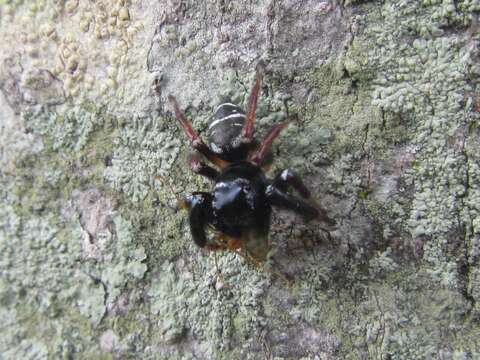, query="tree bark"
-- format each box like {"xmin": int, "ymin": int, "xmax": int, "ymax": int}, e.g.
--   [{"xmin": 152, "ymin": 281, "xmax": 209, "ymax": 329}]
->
[{"xmin": 1, "ymin": 0, "xmax": 479, "ymax": 358}]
